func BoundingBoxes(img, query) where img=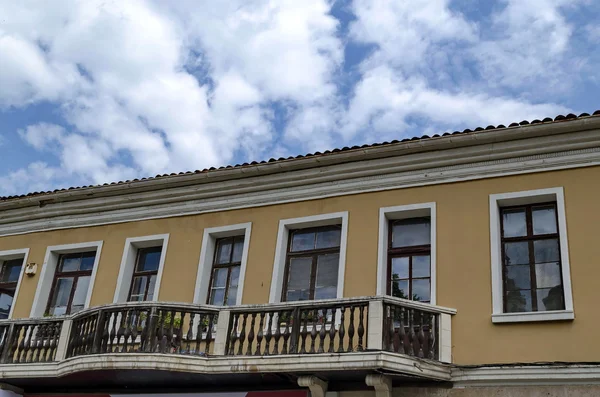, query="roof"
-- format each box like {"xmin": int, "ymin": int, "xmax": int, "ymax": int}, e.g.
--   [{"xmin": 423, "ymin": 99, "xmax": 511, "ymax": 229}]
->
[{"xmin": 2, "ymin": 110, "xmax": 600, "ymax": 203}]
